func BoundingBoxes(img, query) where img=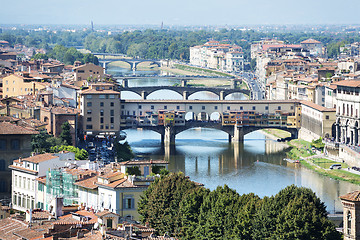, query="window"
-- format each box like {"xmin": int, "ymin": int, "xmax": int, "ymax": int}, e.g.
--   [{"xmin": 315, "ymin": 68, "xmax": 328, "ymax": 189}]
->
[
  {"xmin": 138, "ymin": 105, "xmax": 142, "ymax": 109},
  {"xmin": 99, "ymin": 95, "xmax": 105, "ymax": 99},
  {"xmin": 100, "ymin": 102, "xmax": 104, "ymax": 107},
  {"xmin": 0, "ymin": 140, "xmax": 6, "ymax": 150},
  {"xmin": 214, "ymin": 106, "xmax": 218, "ymax": 110},
  {"xmin": 87, "ymin": 102, "xmax": 92, "ymax": 107},
  {"xmin": 109, "ymin": 95, "xmax": 115, "ymax": 99},
  {"xmin": 290, "ymin": 106, "xmax": 294, "ymax": 110},
  {"xmin": 77, "ymin": 70, "xmax": 85, "ymax": 73},
  {"xmin": 38, "ymin": 183, "xmax": 44, "ymax": 191},
  {"xmin": 252, "ymin": 106, "xmax": 256, "ymax": 110},
  {"xmin": 121, "ymin": 105, "xmax": 125, "ymax": 109},
  {"xmin": 86, "ymin": 95, "xmax": 92, "ymax": 99},
  {"xmin": 14, "ymin": 175, "xmax": 17, "ymax": 187},
  {"xmin": 265, "ymin": 106, "xmax": 269, "ymax": 110},
  {"xmin": 100, "ymin": 125, "xmax": 104, "ymax": 129},
  {"xmin": 100, "ymin": 118, "xmax": 104, "ymax": 124},
  {"xmin": 100, "ymin": 110, "xmax": 104, "ymax": 116},
  {"xmin": 86, "ymin": 125, "xmax": 93, "ymax": 129},
  {"xmin": 110, "ymin": 110, "xmax": 114, "ymax": 116},
  {"xmin": 124, "ymin": 198, "xmax": 134, "ymax": 209},
  {"xmin": 277, "ymin": 106, "xmax": 281, "ymax": 110},
  {"xmin": 326, "ymin": 115, "xmax": 329, "ymax": 120},
  {"xmin": 110, "ymin": 102, "xmax": 114, "ymax": 107},
  {"xmin": 11, "ymin": 139, "xmax": 20, "ymax": 150},
  {"xmin": 87, "ymin": 117, "xmax": 92, "ymax": 122},
  {"xmin": 347, "ymin": 211, "xmax": 352, "ymax": 235},
  {"xmin": 240, "ymin": 106, "xmax": 243, "ymax": 110},
  {"xmin": 227, "ymin": 106, "xmax": 230, "ymax": 110},
  {"xmin": 111, "ymin": 117, "xmax": 114, "ymax": 123},
  {"xmin": 87, "ymin": 110, "xmax": 92, "ymax": 114},
  {"xmin": 164, "ymin": 106, "xmax": 167, "ymax": 110},
  {"xmin": 0, "ymin": 160, "xmax": 5, "ymax": 171},
  {"xmin": 189, "ymin": 106, "xmax": 192, "ymax": 110},
  {"xmin": 151, "ymin": 105, "xmax": 154, "ymax": 110}
]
